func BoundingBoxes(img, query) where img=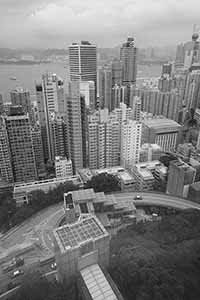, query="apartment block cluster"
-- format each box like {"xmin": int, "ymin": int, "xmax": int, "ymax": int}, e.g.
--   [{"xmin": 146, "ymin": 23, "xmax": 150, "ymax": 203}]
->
[{"xmin": 2, "ymin": 31, "xmax": 200, "ymax": 205}]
